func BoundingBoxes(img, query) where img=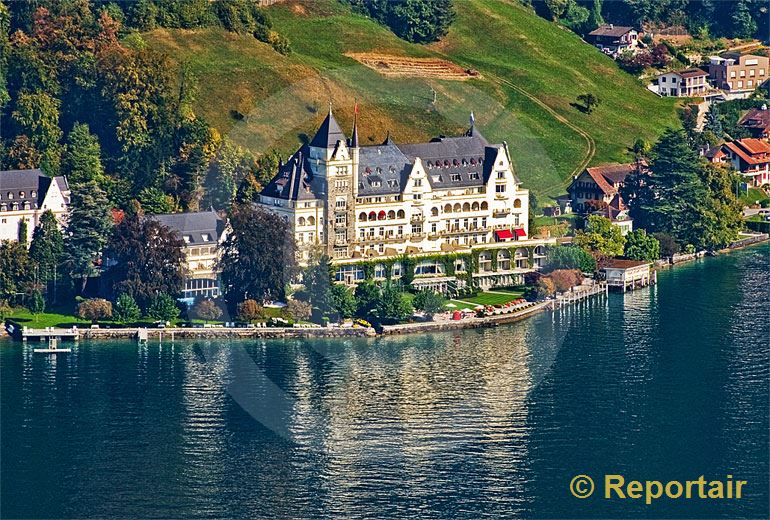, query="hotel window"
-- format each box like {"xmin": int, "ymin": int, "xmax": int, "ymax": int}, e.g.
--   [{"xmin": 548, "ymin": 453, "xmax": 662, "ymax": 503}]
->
[
  {"xmin": 495, "ymin": 184, "xmax": 506, "ymax": 193},
  {"xmin": 397, "ymin": 225, "xmax": 403, "ymax": 235},
  {"xmin": 481, "ymin": 217, "xmax": 487, "ymax": 228},
  {"xmin": 414, "ymin": 178, "xmax": 422, "ymax": 187},
  {"xmin": 450, "ymin": 173, "xmax": 461, "ymax": 182},
  {"xmin": 391, "ymin": 262, "xmax": 402, "ymax": 277},
  {"xmin": 469, "ymin": 172, "xmax": 479, "ymax": 180},
  {"xmin": 413, "ymin": 193, "xmax": 422, "ymax": 200},
  {"xmin": 337, "ymin": 167, "xmax": 348, "ymax": 176},
  {"xmin": 431, "ymin": 223, "xmax": 437, "ymax": 233},
  {"xmin": 497, "ymin": 171, "xmax": 505, "ymax": 179},
  {"xmin": 335, "ymin": 213, "xmax": 346, "ymax": 225},
  {"xmin": 412, "ymin": 224, "xmax": 422, "ymax": 234},
  {"xmin": 183, "ymin": 235, "xmax": 192, "ymax": 243},
  {"xmin": 379, "ymin": 227, "xmax": 385, "ymax": 236},
  {"xmin": 335, "ymin": 230, "xmax": 347, "ymax": 242},
  {"xmin": 307, "ymin": 232, "xmax": 313, "ymax": 242},
  {"xmin": 335, "ymin": 198, "xmax": 346, "ymax": 209}
]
